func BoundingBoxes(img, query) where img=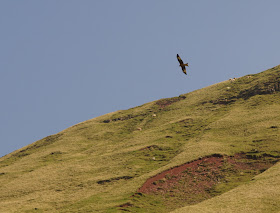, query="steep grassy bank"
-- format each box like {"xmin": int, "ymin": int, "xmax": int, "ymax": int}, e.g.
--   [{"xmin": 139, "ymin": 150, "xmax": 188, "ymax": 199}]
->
[{"xmin": 0, "ymin": 65, "xmax": 280, "ymax": 212}]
